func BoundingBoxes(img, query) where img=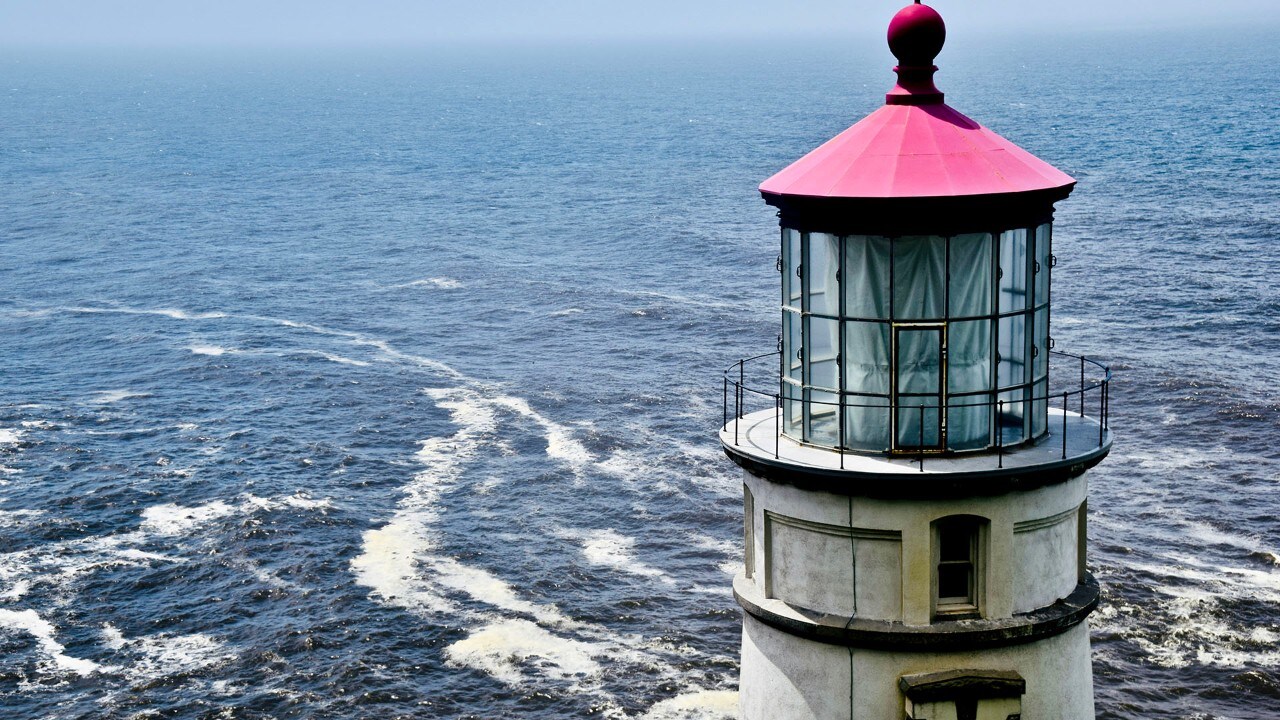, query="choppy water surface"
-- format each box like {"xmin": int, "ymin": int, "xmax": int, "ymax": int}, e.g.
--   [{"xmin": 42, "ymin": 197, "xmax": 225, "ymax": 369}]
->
[{"xmin": 1, "ymin": 25, "xmax": 1278, "ymax": 719}]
